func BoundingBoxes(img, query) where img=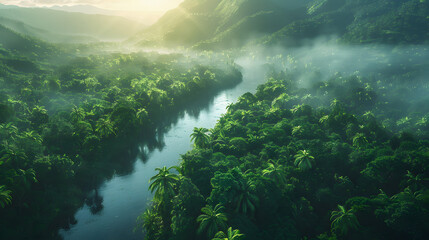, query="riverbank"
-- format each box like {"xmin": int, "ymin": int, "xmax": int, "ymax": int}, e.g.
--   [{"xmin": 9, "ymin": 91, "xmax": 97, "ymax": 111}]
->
[{"xmin": 0, "ymin": 50, "xmax": 242, "ymax": 239}]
